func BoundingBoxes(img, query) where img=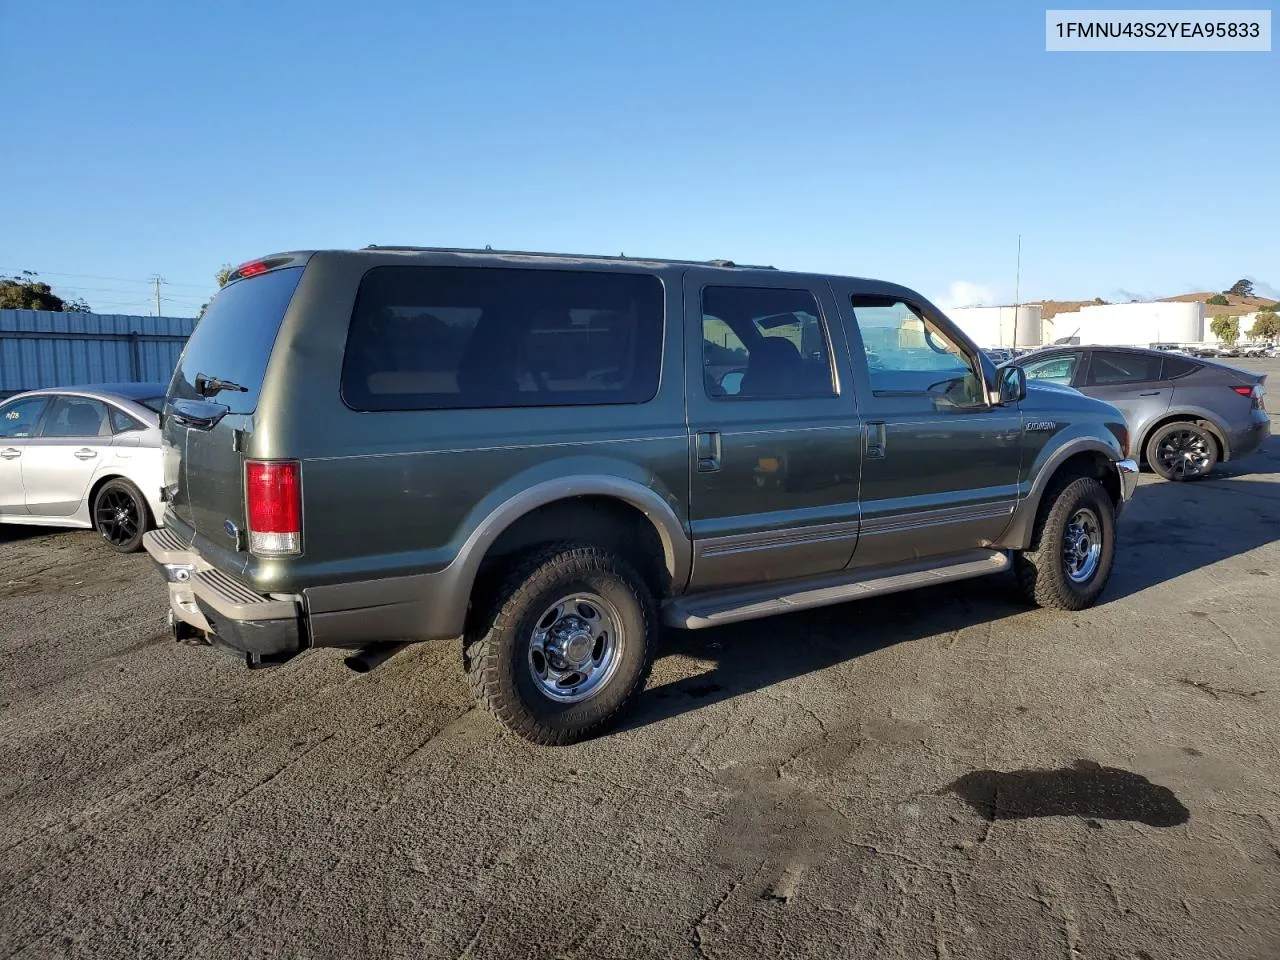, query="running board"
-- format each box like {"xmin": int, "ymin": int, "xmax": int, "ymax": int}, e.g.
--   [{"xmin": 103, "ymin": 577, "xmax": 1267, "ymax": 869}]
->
[{"xmin": 662, "ymin": 549, "xmax": 1011, "ymax": 630}]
